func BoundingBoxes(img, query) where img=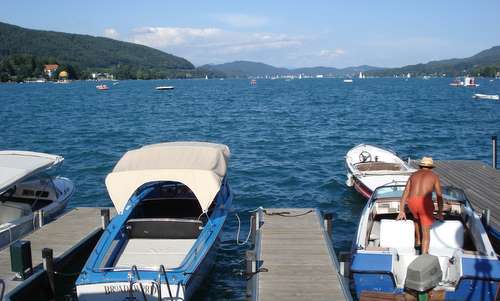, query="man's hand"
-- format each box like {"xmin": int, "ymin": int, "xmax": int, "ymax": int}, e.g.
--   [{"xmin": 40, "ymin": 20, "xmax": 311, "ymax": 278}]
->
[
  {"xmin": 436, "ymin": 211, "xmax": 444, "ymax": 221},
  {"xmin": 396, "ymin": 211, "xmax": 406, "ymax": 220}
]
